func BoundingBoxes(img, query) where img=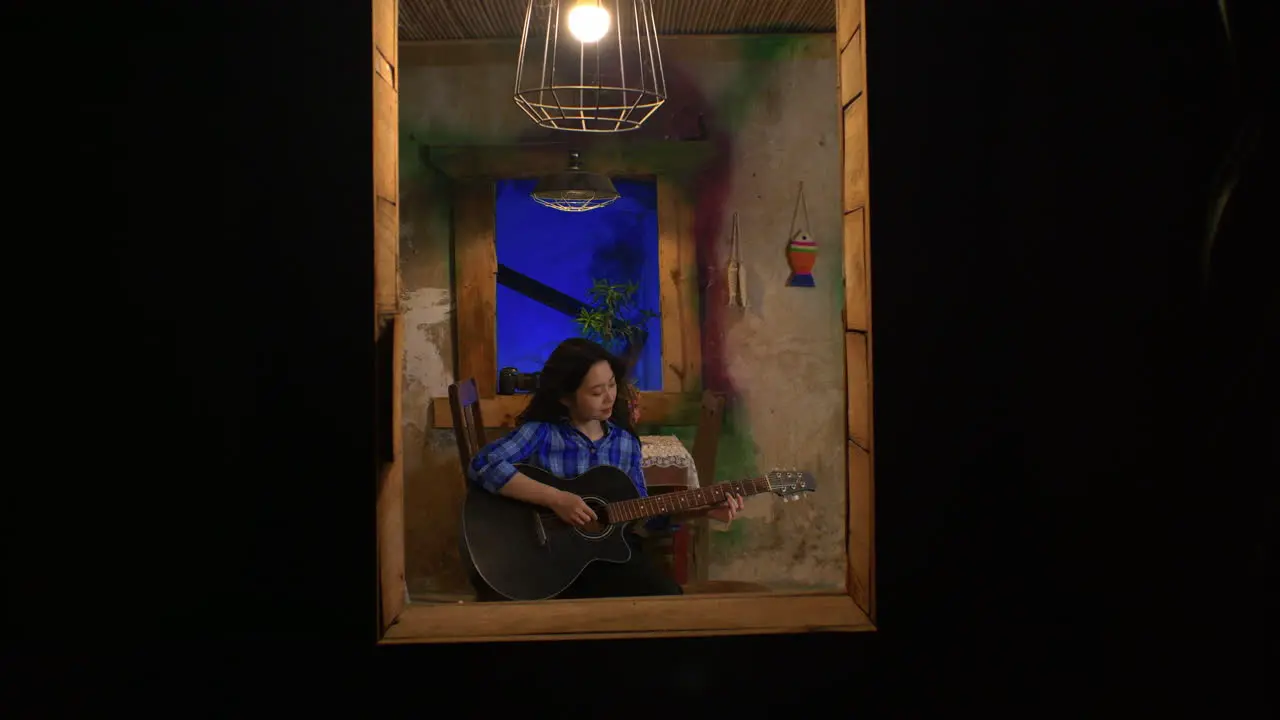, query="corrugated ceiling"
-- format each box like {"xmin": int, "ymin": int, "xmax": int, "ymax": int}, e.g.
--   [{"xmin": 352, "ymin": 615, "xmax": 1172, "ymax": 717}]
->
[{"xmin": 400, "ymin": 0, "xmax": 836, "ymax": 42}]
